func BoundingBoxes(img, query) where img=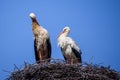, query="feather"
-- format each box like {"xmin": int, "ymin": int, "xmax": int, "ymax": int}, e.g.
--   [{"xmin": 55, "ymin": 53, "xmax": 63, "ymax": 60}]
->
[
  {"xmin": 34, "ymin": 38, "xmax": 39, "ymax": 62},
  {"xmin": 46, "ymin": 38, "xmax": 51, "ymax": 60},
  {"xmin": 72, "ymin": 47, "xmax": 82, "ymax": 63}
]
